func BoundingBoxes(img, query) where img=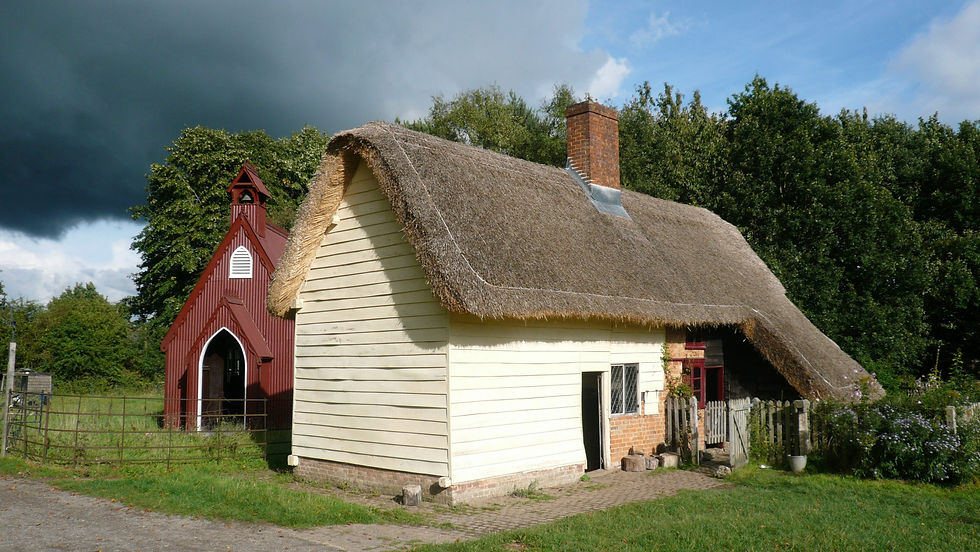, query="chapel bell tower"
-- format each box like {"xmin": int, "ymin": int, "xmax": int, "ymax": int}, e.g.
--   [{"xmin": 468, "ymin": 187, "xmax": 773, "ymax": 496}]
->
[{"xmin": 227, "ymin": 161, "xmax": 270, "ymax": 237}]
